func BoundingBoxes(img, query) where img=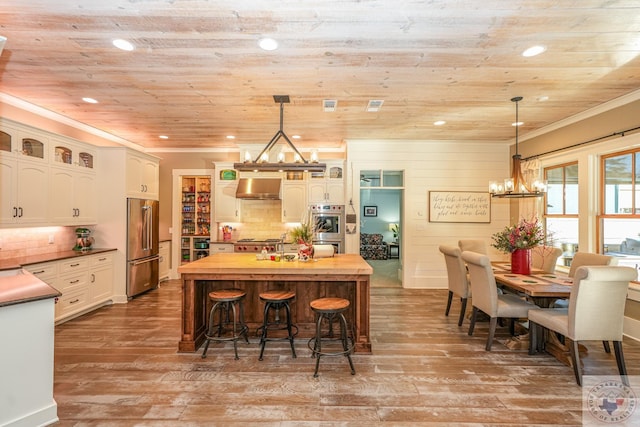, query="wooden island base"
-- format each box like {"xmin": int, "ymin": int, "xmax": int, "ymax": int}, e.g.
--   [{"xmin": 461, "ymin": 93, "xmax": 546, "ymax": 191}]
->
[{"xmin": 177, "ymin": 254, "xmax": 373, "ymax": 354}]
